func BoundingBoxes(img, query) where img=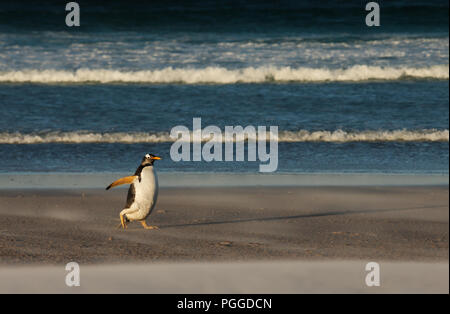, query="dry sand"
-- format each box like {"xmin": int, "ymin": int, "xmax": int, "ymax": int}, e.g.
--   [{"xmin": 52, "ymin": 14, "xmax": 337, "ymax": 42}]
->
[
  {"xmin": 1, "ymin": 261, "xmax": 448, "ymax": 293},
  {"xmin": 0, "ymin": 186, "xmax": 448, "ymax": 293},
  {"xmin": 0, "ymin": 186, "xmax": 448, "ymax": 264}
]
